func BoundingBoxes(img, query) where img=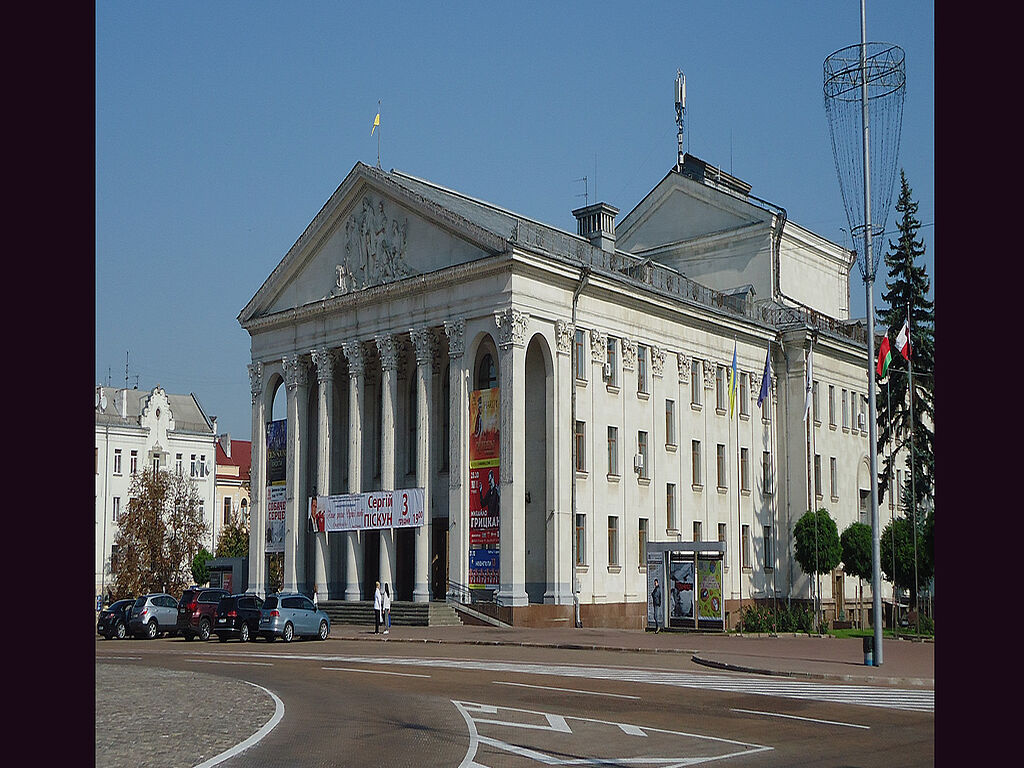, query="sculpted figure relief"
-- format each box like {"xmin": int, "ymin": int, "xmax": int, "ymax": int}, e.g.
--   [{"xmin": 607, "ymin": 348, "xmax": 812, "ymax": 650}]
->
[{"xmin": 335, "ymin": 195, "xmax": 414, "ymax": 296}]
